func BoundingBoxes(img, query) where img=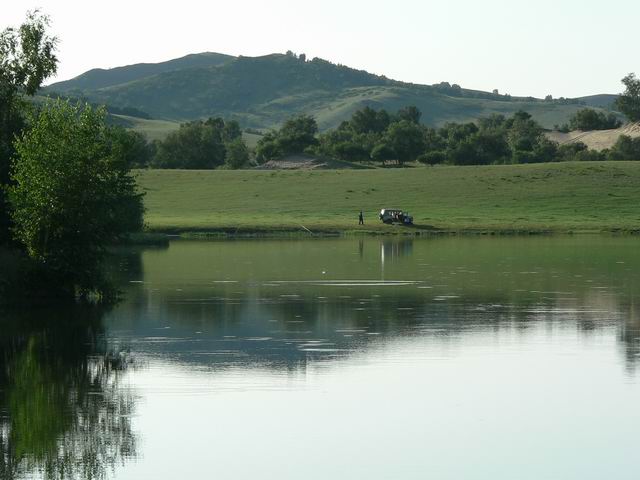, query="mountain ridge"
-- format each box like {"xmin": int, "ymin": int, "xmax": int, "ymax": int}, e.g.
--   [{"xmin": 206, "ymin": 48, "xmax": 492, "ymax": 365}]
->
[{"xmin": 45, "ymin": 52, "xmax": 619, "ymax": 130}]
